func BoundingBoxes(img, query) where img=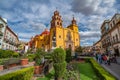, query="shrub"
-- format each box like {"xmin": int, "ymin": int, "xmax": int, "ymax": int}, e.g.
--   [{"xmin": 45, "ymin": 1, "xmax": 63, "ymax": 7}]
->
[
  {"xmin": 27, "ymin": 54, "xmax": 35, "ymax": 62},
  {"xmin": 0, "ymin": 60, "xmax": 3, "ymax": 65},
  {"xmin": 53, "ymin": 61, "xmax": 66, "ymax": 78},
  {"xmin": 52, "ymin": 48, "xmax": 66, "ymax": 63},
  {"xmin": 0, "ymin": 49, "xmax": 5, "ymax": 58},
  {"xmin": 0, "ymin": 58, "xmax": 9, "ymax": 65},
  {"xmin": 0, "ymin": 50, "xmax": 13, "ymax": 58},
  {"xmin": 45, "ymin": 53, "xmax": 52, "ymax": 59},
  {"xmin": 66, "ymin": 48, "xmax": 72, "ymax": 63},
  {"xmin": 52, "ymin": 48, "xmax": 66, "ymax": 80},
  {"xmin": 12, "ymin": 52, "xmax": 19, "ymax": 58},
  {"xmin": 0, "ymin": 49, "xmax": 19, "ymax": 58},
  {"xmin": 0, "ymin": 66, "xmax": 34, "ymax": 80},
  {"xmin": 35, "ymin": 48, "xmax": 46, "ymax": 65},
  {"xmin": 89, "ymin": 58, "xmax": 117, "ymax": 80},
  {"xmin": 75, "ymin": 46, "xmax": 83, "ymax": 54},
  {"xmin": 64, "ymin": 70, "xmax": 80, "ymax": 80}
]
